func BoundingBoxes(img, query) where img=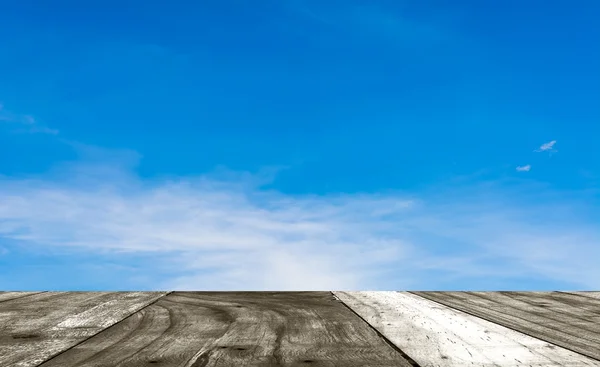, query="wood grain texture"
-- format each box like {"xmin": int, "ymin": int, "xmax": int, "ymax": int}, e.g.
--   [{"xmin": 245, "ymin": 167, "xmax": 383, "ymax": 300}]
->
[
  {"xmin": 564, "ymin": 291, "xmax": 600, "ymax": 300},
  {"xmin": 0, "ymin": 292, "xmax": 44, "ymax": 303},
  {"xmin": 334, "ymin": 291, "xmax": 600, "ymax": 367},
  {"xmin": 38, "ymin": 291, "xmax": 415, "ymax": 367},
  {"xmin": 0, "ymin": 291, "xmax": 167, "ymax": 367},
  {"xmin": 412, "ymin": 291, "xmax": 600, "ymax": 361}
]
